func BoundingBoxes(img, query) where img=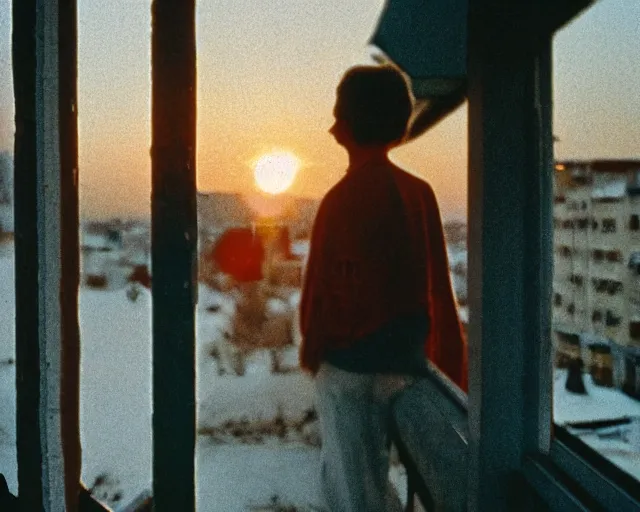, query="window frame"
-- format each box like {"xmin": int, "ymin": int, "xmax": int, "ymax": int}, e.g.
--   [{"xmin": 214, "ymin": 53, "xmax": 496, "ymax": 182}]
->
[
  {"xmin": 602, "ymin": 218, "xmax": 617, "ymax": 233},
  {"xmin": 460, "ymin": 2, "xmax": 640, "ymax": 511},
  {"xmin": 453, "ymin": 0, "xmax": 640, "ymax": 510},
  {"xmin": 13, "ymin": 0, "xmax": 82, "ymax": 508},
  {"xmin": 544, "ymin": 428, "xmax": 640, "ymax": 509},
  {"xmin": 465, "ymin": 2, "xmax": 556, "ymax": 508},
  {"xmin": 11, "ymin": 0, "xmax": 640, "ymax": 509},
  {"xmin": 12, "ymin": 0, "xmax": 197, "ymax": 509}
]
